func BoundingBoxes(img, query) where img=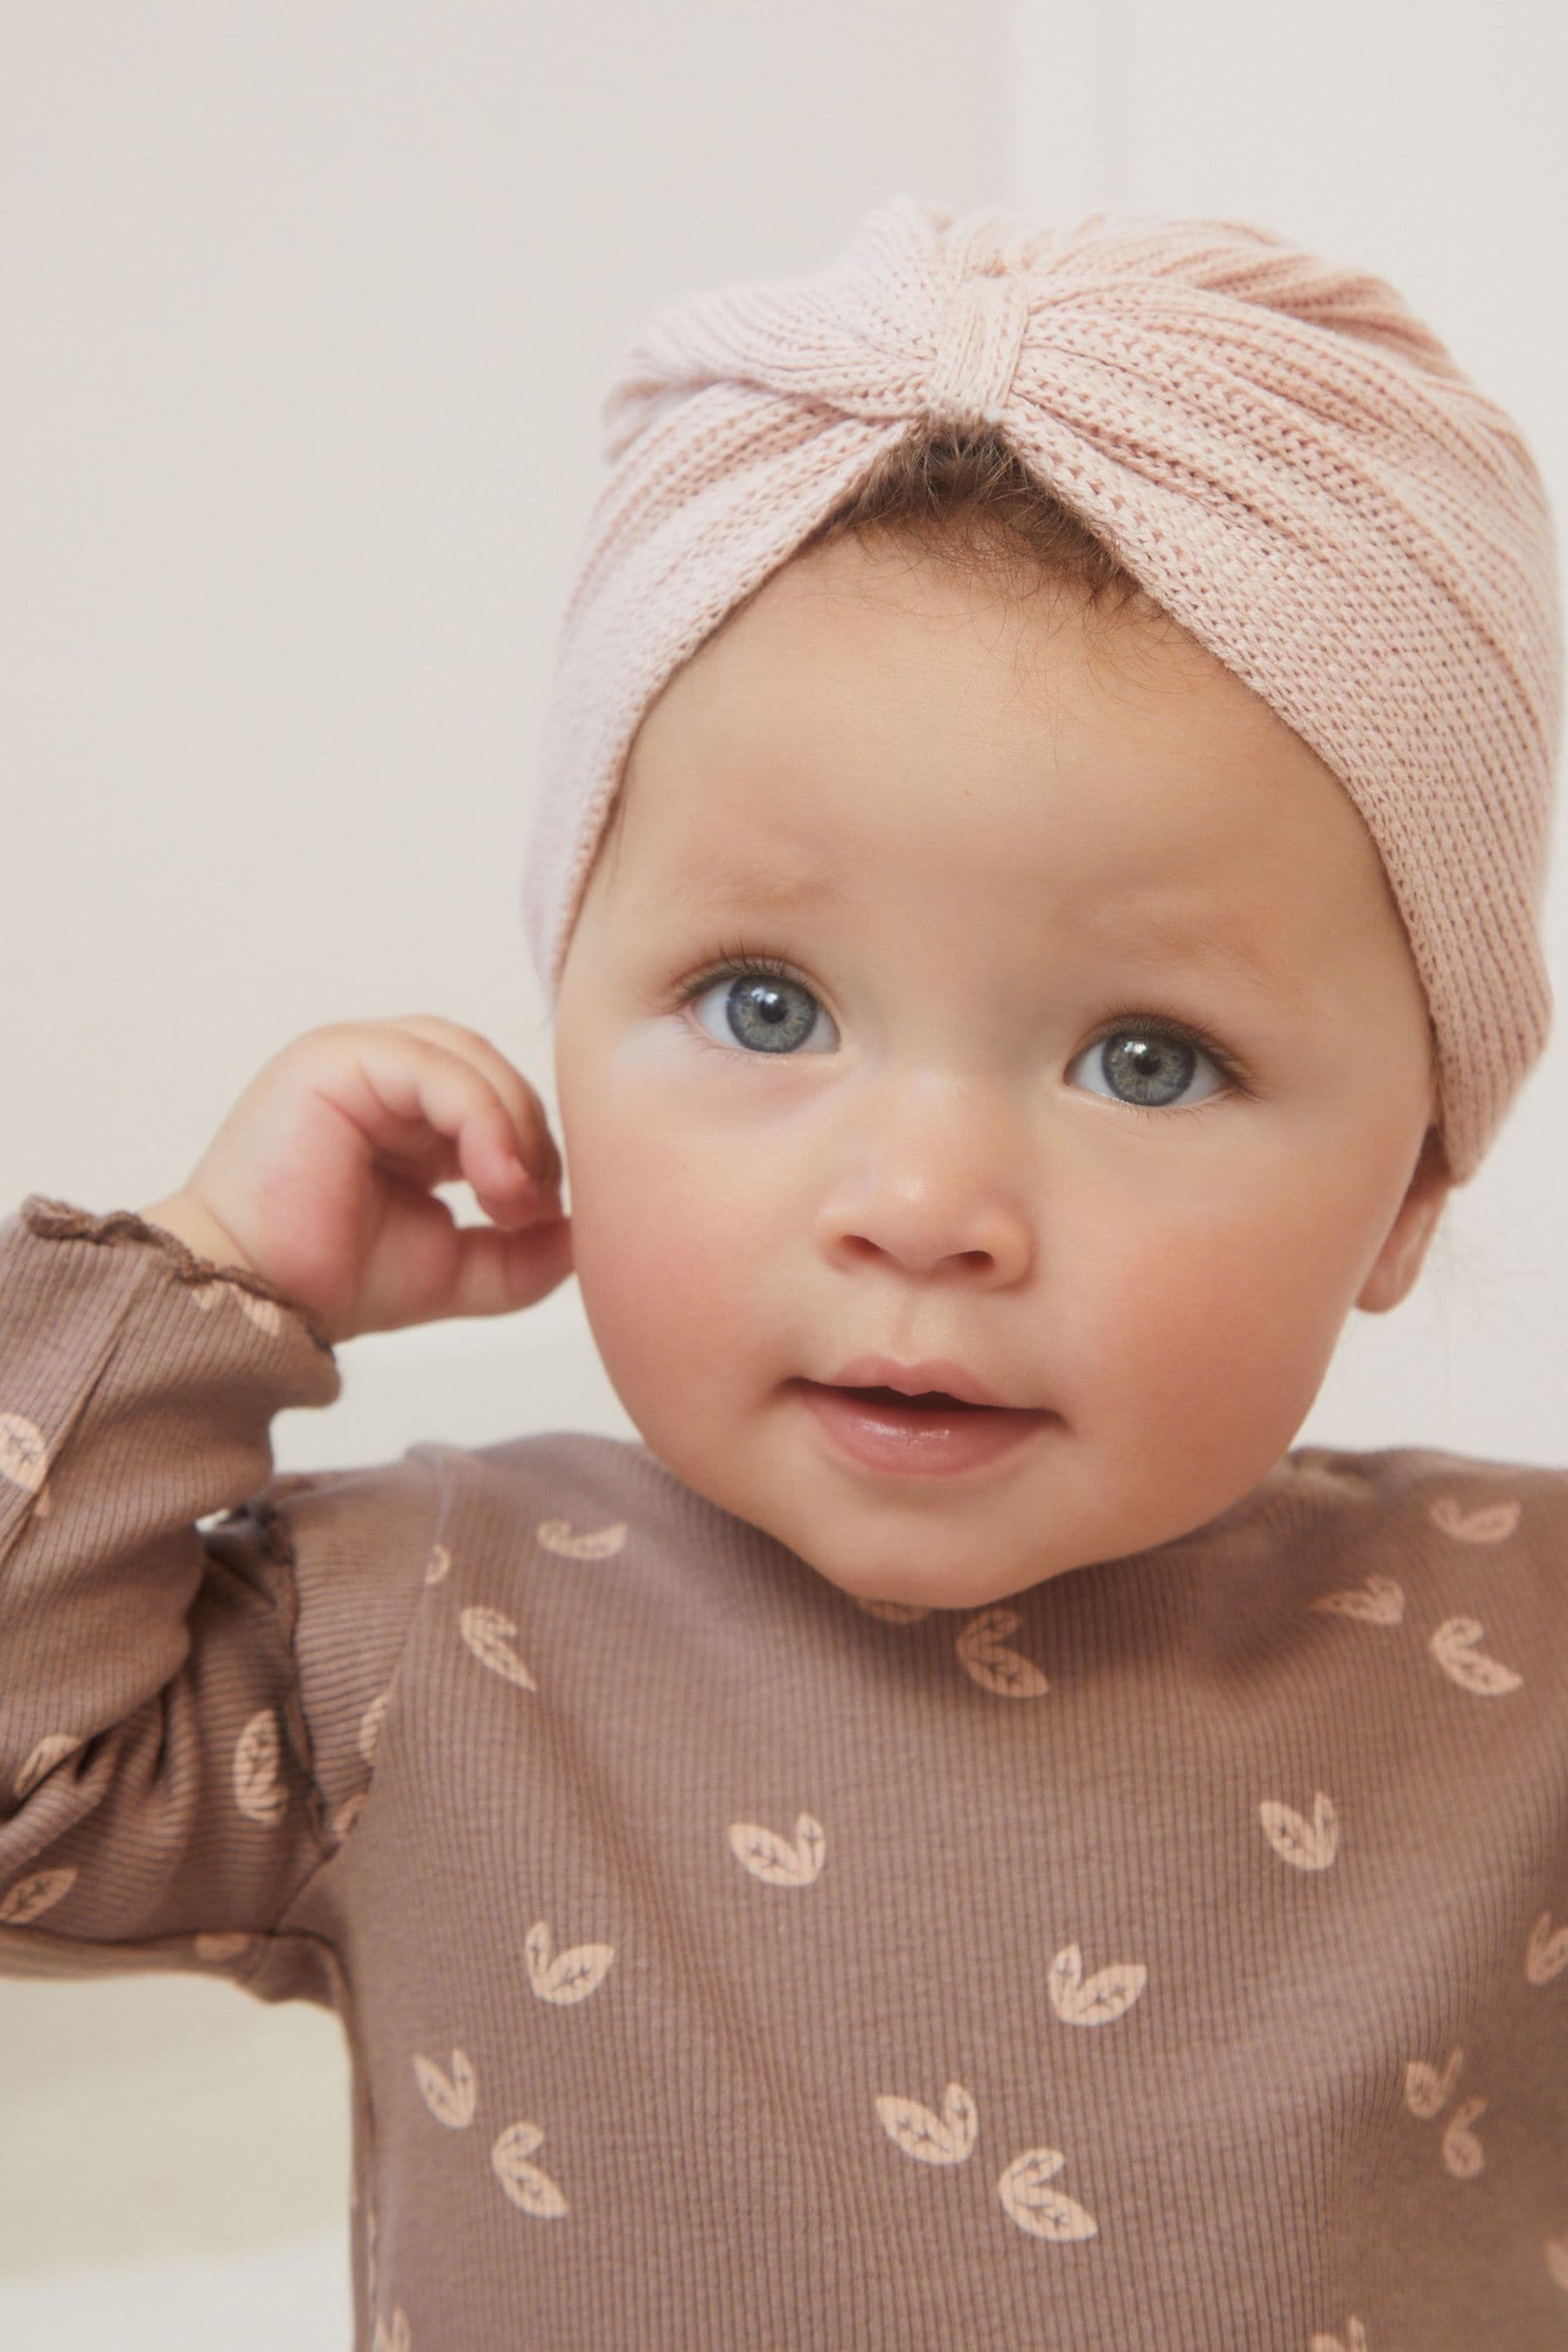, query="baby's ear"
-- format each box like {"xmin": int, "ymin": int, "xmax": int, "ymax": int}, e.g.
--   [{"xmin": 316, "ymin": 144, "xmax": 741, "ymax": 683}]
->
[{"xmin": 1355, "ymin": 1125, "xmax": 1452, "ymax": 1315}]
